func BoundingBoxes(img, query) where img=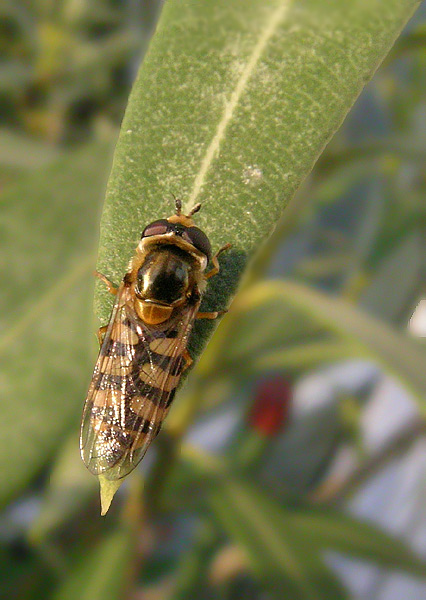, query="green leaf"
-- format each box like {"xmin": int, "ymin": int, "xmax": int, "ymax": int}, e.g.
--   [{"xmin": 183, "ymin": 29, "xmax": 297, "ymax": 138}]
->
[
  {"xmin": 95, "ymin": 0, "xmax": 421, "ymax": 364},
  {"xmin": 202, "ymin": 462, "xmax": 426, "ymax": 598},
  {"xmin": 52, "ymin": 528, "xmax": 134, "ymax": 600},
  {"xmin": 0, "ymin": 129, "xmax": 59, "ymax": 170},
  {"xmin": 205, "ymin": 281, "xmax": 426, "ymax": 406},
  {"xmin": 0, "ymin": 141, "xmax": 113, "ymax": 507},
  {"xmin": 180, "ymin": 448, "xmax": 347, "ymax": 598},
  {"xmin": 360, "ymin": 231, "xmax": 424, "ymax": 323},
  {"xmin": 28, "ymin": 432, "xmax": 98, "ymax": 542},
  {"xmin": 285, "ymin": 508, "xmax": 426, "ymax": 576},
  {"xmin": 235, "ymin": 481, "xmax": 426, "ymax": 578},
  {"xmin": 208, "ymin": 474, "xmax": 349, "ymax": 599},
  {"xmin": 0, "ymin": 129, "xmax": 60, "ymax": 191},
  {"xmin": 170, "ymin": 521, "xmax": 220, "ymax": 600}
]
